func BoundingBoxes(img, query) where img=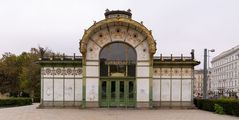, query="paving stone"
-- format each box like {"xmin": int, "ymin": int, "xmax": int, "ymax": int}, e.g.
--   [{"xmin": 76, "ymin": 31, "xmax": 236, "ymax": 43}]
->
[{"xmin": 0, "ymin": 104, "xmax": 238, "ymax": 120}]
